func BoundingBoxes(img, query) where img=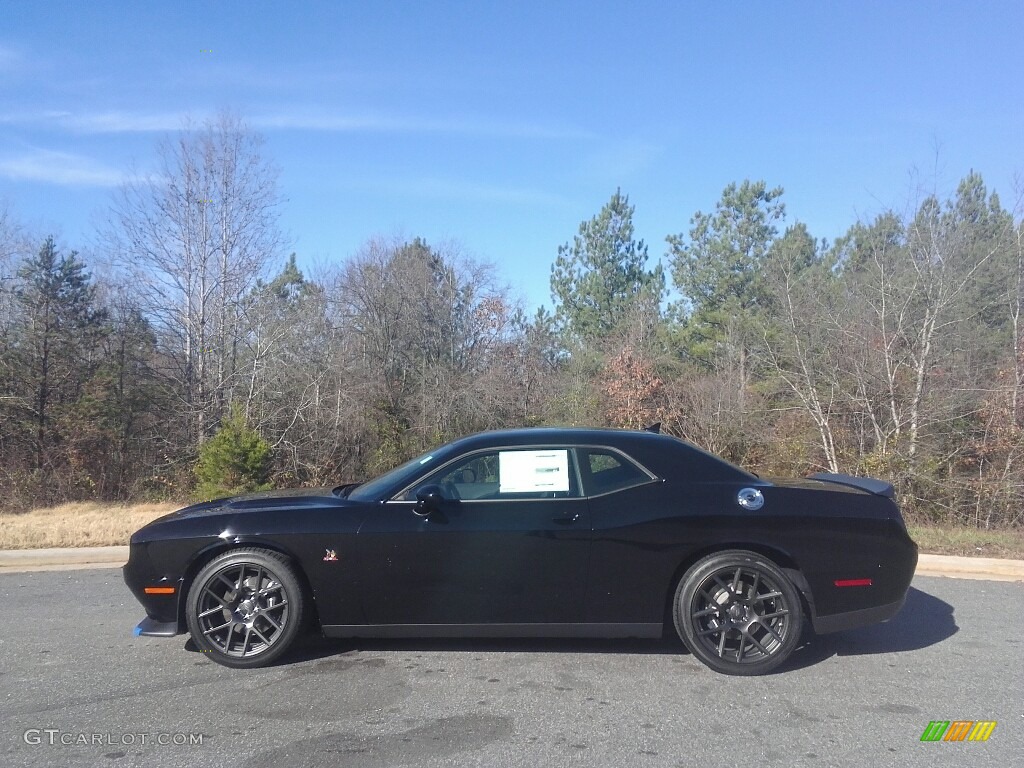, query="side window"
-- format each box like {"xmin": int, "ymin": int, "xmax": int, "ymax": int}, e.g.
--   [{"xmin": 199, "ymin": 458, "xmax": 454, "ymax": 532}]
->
[
  {"xmin": 579, "ymin": 449, "xmax": 652, "ymax": 496},
  {"xmin": 401, "ymin": 448, "xmax": 578, "ymax": 500}
]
